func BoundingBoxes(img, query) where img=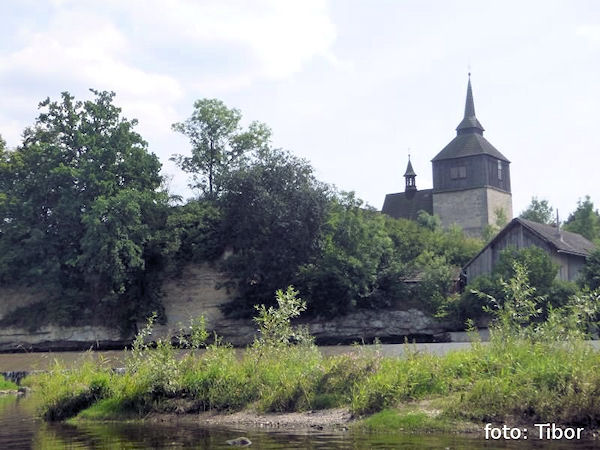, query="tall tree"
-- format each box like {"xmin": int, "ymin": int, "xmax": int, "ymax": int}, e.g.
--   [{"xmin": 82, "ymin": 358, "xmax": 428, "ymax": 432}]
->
[
  {"xmin": 563, "ymin": 196, "xmax": 600, "ymax": 241},
  {"xmin": 218, "ymin": 148, "xmax": 330, "ymax": 314},
  {"xmin": 0, "ymin": 91, "xmax": 167, "ymax": 326},
  {"xmin": 520, "ymin": 197, "xmax": 555, "ymax": 224},
  {"xmin": 171, "ymin": 99, "xmax": 271, "ymax": 198}
]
